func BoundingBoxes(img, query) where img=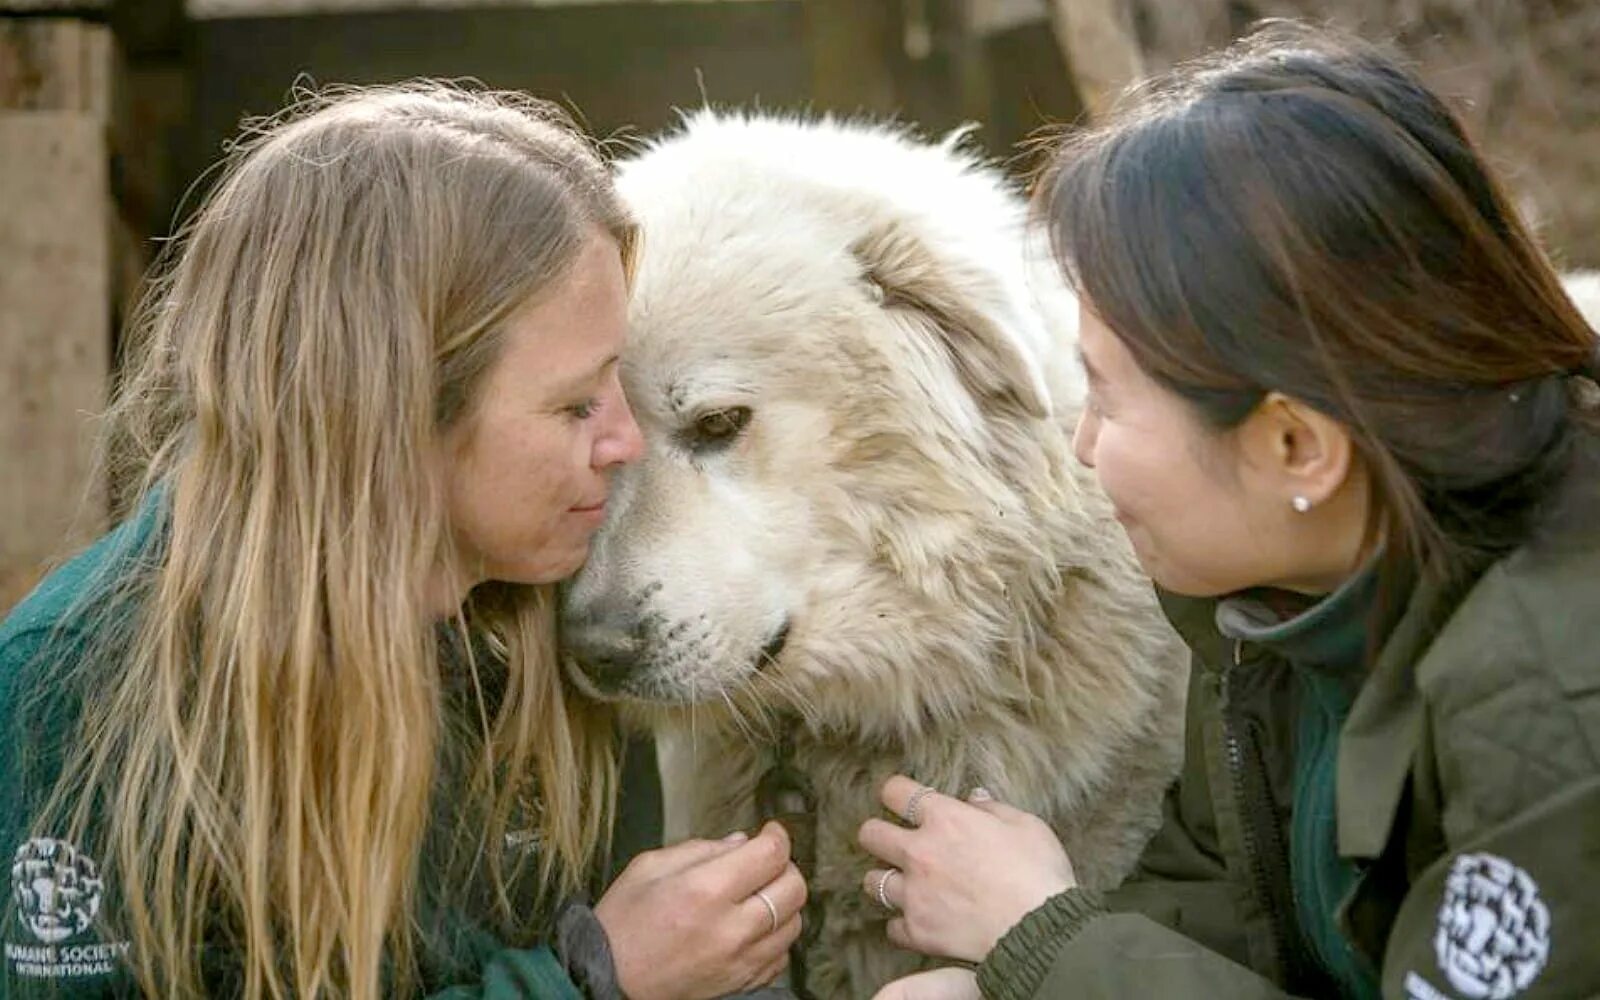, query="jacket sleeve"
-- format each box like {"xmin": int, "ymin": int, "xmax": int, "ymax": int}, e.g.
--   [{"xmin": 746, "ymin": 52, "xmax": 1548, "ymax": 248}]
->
[
  {"xmin": 1383, "ymin": 567, "xmax": 1600, "ymax": 999},
  {"xmin": 973, "ymin": 639, "xmax": 1295, "ymax": 1000},
  {"xmin": 2, "ymin": 627, "xmax": 141, "ymax": 999},
  {"xmin": 425, "ymin": 946, "xmax": 584, "ymax": 1000},
  {"xmin": 1377, "ymin": 777, "xmax": 1599, "ymax": 998},
  {"xmin": 975, "ymin": 888, "xmax": 1296, "ymax": 1000}
]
